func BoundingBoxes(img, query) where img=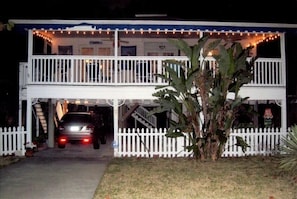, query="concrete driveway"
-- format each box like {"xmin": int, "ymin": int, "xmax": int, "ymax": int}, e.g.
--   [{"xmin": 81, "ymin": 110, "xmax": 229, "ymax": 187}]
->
[{"xmin": 0, "ymin": 136, "xmax": 114, "ymax": 199}]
